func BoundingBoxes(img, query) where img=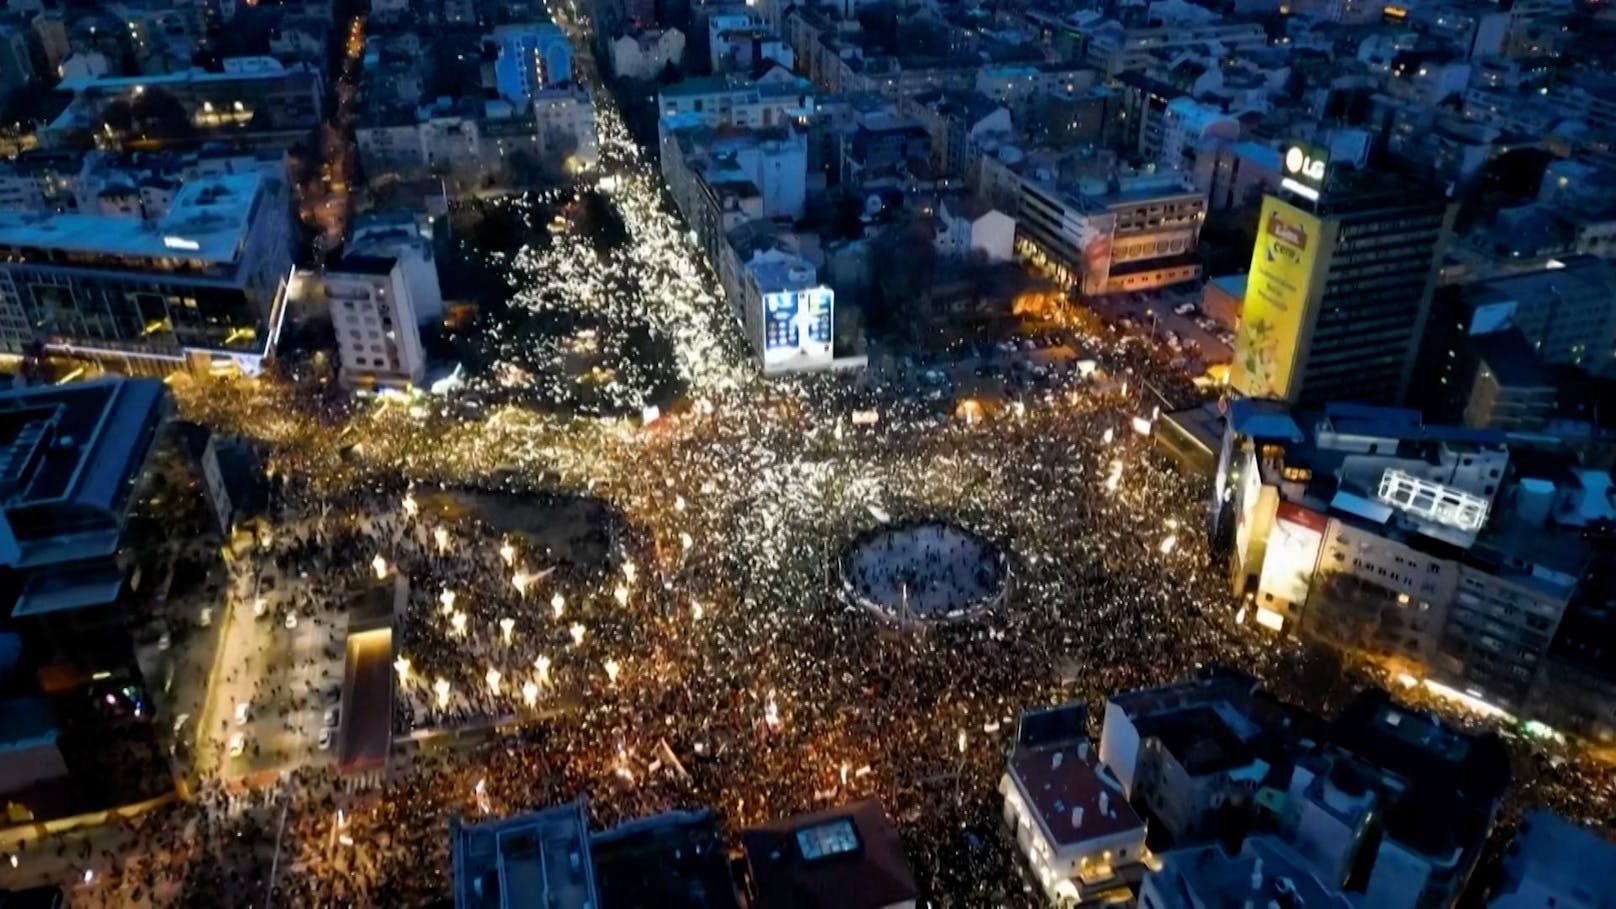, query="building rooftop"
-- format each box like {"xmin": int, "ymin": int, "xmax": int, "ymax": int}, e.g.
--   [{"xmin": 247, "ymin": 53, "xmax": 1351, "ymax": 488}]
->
[
  {"xmin": 1007, "ymin": 733, "xmax": 1142, "ymax": 849},
  {"xmin": 739, "ymin": 800, "xmax": 916, "ymax": 909},
  {"xmin": 1492, "ymin": 809, "xmax": 1616, "ymax": 909},
  {"xmin": 0, "ymin": 171, "xmax": 269, "ymax": 265},
  {"xmin": 451, "ymin": 801, "xmax": 599, "ymax": 909},
  {"xmin": 591, "ymin": 809, "xmax": 741, "ymax": 909},
  {"xmin": 1150, "ymin": 836, "xmax": 1351, "ymax": 909}
]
